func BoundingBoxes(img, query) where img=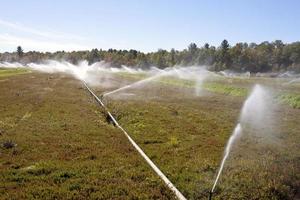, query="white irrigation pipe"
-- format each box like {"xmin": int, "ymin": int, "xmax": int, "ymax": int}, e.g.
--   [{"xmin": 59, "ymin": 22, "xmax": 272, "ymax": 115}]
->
[{"xmin": 83, "ymin": 81, "xmax": 187, "ymax": 200}]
